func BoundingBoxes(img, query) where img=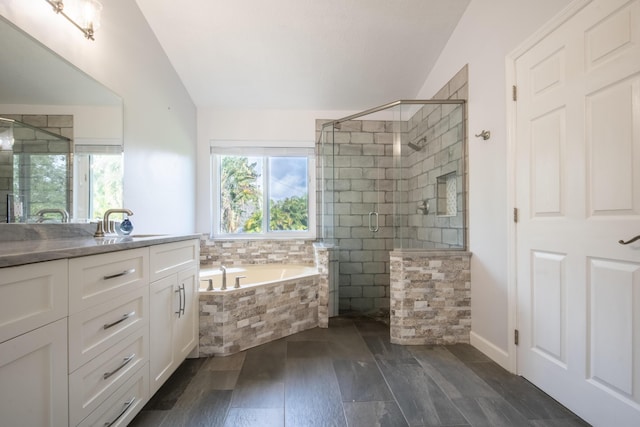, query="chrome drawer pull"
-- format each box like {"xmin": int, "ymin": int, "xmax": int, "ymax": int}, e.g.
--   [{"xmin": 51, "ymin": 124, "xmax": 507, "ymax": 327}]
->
[
  {"xmin": 103, "ymin": 354, "xmax": 136, "ymax": 380},
  {"xmin": 619, "ymin": 235, "xmax": 640, "ymax": 245},
  {"xmin": 103, "ymin": 311, "xmax": 136, "ymax": 330},
  {"xmin": 103, "ymin": 268, "xmax": 136, "ymax": 281},
  {"xmin": 104, "ymin": 397, "xmax": 136, "ymax": 427},
  {"xmin": 175, "ymin": 286, "xmax": 182, "ymax": 317},
  {"xmin": 180, "ymin": 284, "xmax": 186, "ymax": 315}
]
